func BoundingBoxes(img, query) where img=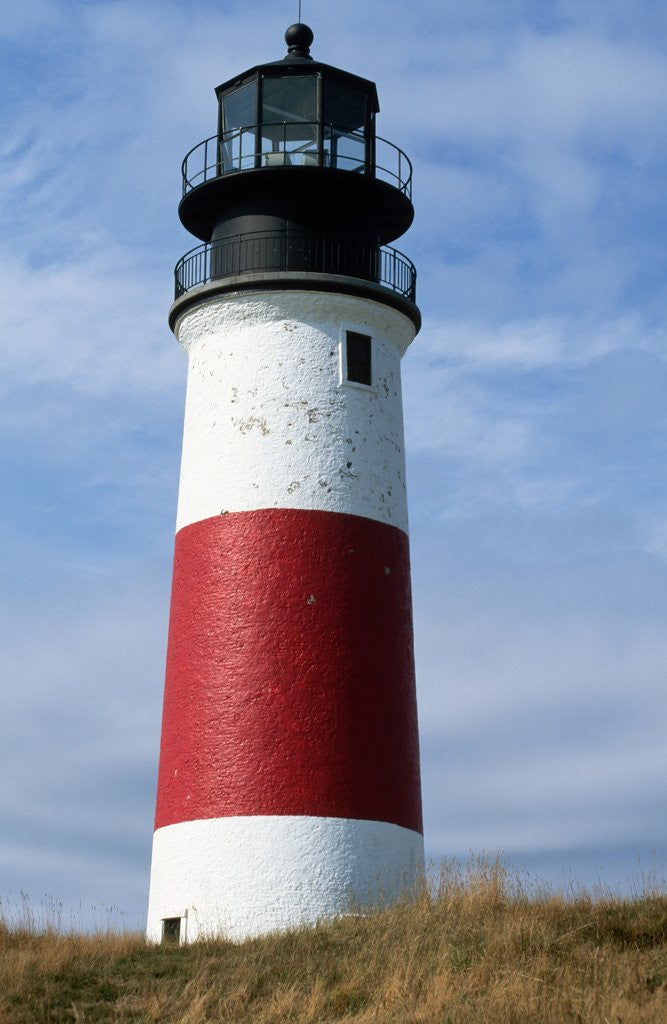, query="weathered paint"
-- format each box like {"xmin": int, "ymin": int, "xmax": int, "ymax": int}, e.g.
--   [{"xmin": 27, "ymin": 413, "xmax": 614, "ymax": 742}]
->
[
  {"xmin": 155, "ymin": 508, "xmax": 422, "ymax": 834},
  {"xmin": 146, "ymin": 815, "xmax": 425, "ymax": 943},
  {"xmin": 148, "ymin": 287, "xmax": 423, "ymax": 941},
  {"xmin": 173, "ymin": 290, "xmax": 416, "ymax": 534}
]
